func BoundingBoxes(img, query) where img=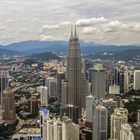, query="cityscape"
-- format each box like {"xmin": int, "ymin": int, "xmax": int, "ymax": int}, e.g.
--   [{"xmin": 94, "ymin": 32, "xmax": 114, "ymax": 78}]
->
[{"xmin": 0, "ymin": 0, "xmax": 140, "ymax": 140}]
